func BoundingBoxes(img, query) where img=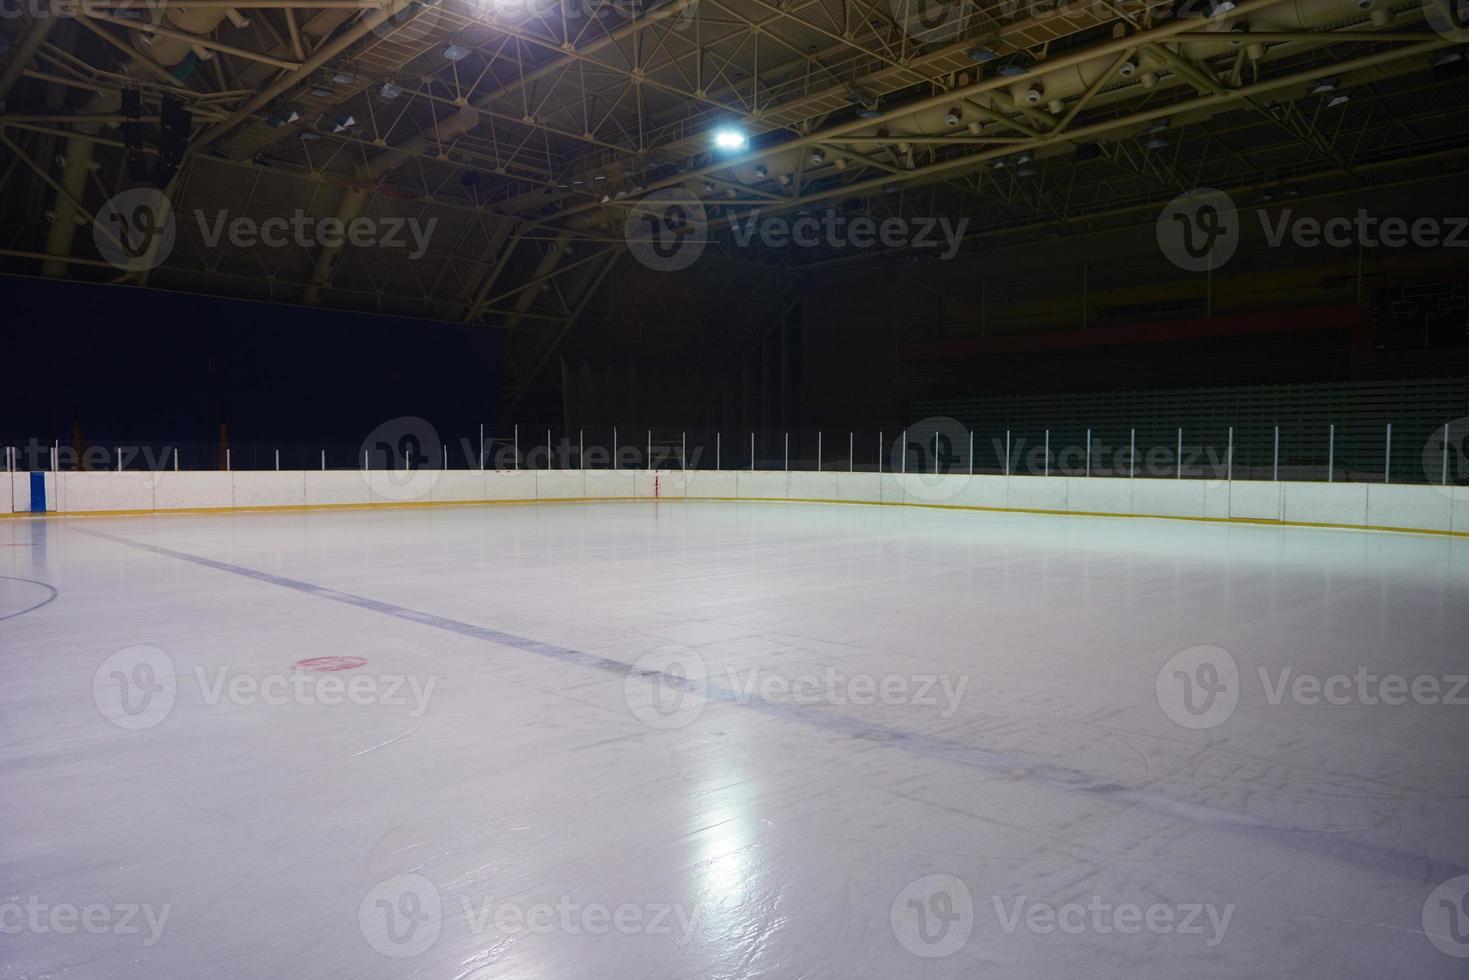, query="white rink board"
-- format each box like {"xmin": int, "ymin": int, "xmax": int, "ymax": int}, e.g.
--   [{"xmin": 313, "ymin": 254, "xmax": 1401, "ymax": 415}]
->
[
  {"xmin": 2, "ymin": 469, "xmax": 1466, "ymax": 536},
  {"xmin": 684, "ymin": 471, "xmax": 738, "ymax": 498},
  {"xmin": 232, "ymin": 472, "xmax": 307, "ymax": 509},
  {"xmin": 152, "ymin": 471, "xmax": 233, "ymax": 511},
  {"xmin": 305, "ymin": 471, "xmax": 372, "ymax": 507},
  {"xmin": 1230, "ymin": 480, "xmax": 1283, "ymax": 522},
  {"xmin": 1132, "ymin": 478, "xmax": 1206, "ymax": 519},
  {"xmin": 1282, "ymin": 481, "xmax": 1369, "ymax": 526},
  {"xmin": 1368, "ymin": 483, "xmax": 1453, "ymax": 532}
]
